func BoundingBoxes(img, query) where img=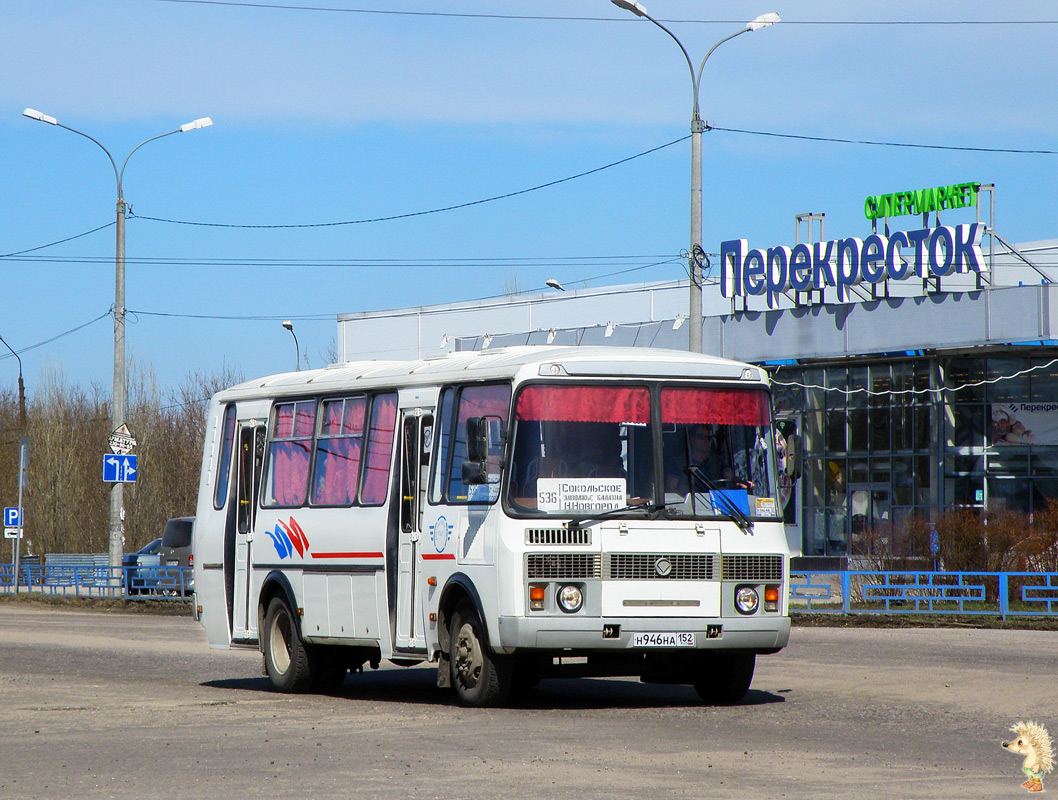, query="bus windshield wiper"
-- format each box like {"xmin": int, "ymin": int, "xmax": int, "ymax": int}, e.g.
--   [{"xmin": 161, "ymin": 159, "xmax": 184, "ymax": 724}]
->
[
  {"xmin": 684, "ymin": 465, "xmax": 754, "ymax": 532},
  {"xmin": 567, "ymin": 499, "xmax": 671, "ymax": 528}
]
